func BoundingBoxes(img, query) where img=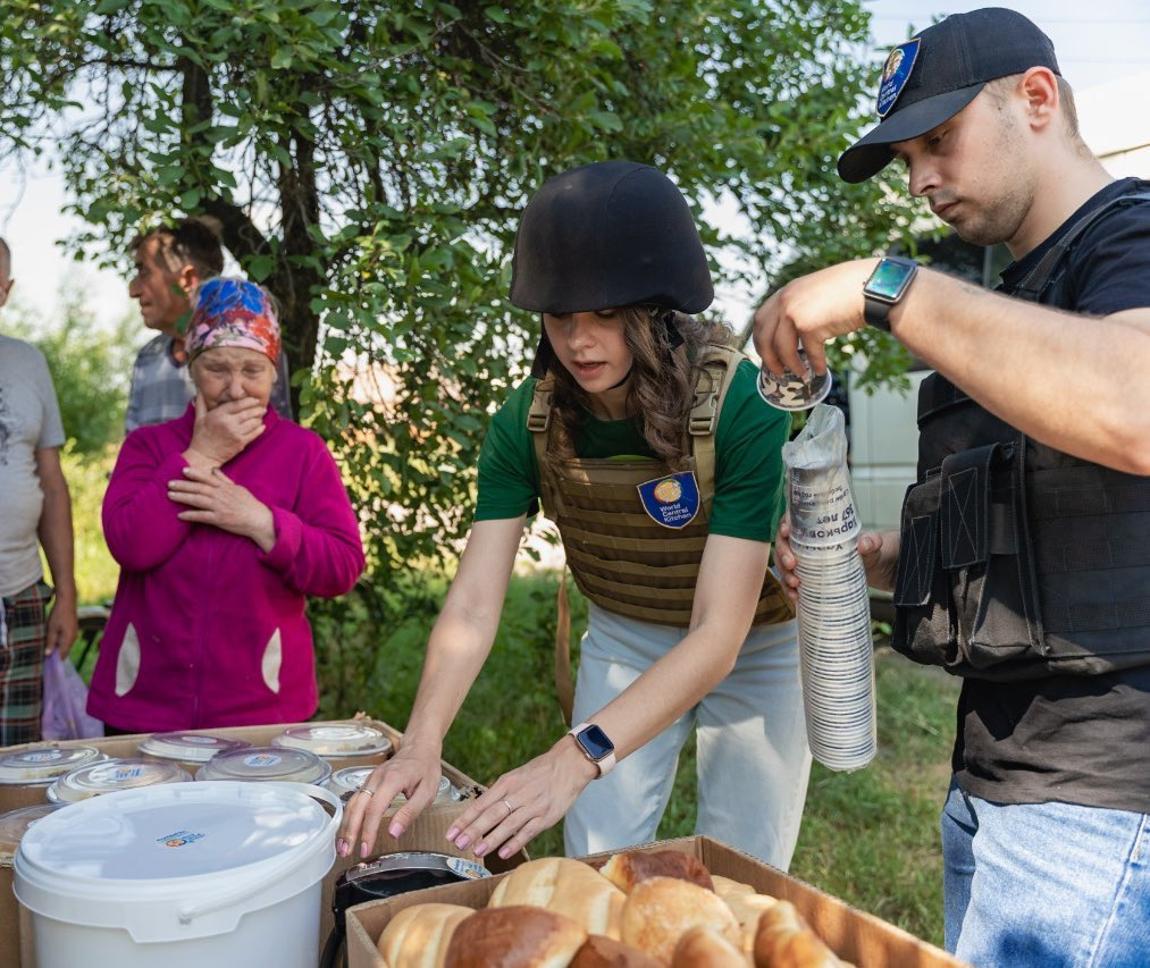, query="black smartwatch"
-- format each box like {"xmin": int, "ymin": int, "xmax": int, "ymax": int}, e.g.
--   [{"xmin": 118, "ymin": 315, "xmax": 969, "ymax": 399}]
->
[{"xmin": 863, "ymin": 256, "xmax": 918, "ymax": 331}]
